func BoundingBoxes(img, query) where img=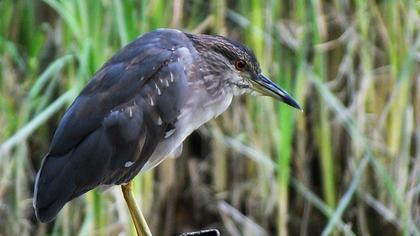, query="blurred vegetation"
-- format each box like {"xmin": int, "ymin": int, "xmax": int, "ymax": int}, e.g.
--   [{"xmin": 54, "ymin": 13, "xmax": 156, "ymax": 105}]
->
[{"xmin": 0, "ymin": 0, "xmax": 419, "ymax": 235}]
